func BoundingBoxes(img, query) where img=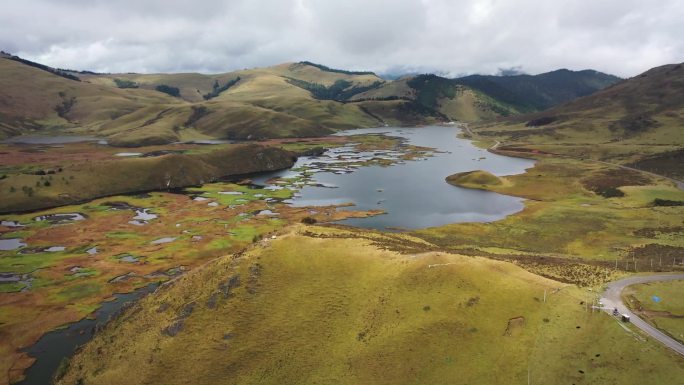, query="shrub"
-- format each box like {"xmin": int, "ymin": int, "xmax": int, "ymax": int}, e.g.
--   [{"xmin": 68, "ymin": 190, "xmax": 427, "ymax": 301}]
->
[
  {"xmin": 286, "ymin": 78, "xmax": 382, "ymax": 101},
  {"xmin": 599, "ymin": 186, "xmax": 624, "ymax": 198},
  {"xmin": 155, "ymin": 84, "xmax": 181, "ymax": 97},
  {"xmin": 184, "ymin": 105, "xmax": 209, "ymax": 126},
  {"xmin": 113, "ymin": 78, "xmax": 138, "ymax": 88},
  {"xmin": 653, "ymin": 198, "xmax": 684, "ymax": 206},
  {"xmin": 299, "ymin": 61, "xmax": 375, "ymax": 76},
  {"xmin": 301, "ymin": 216, "xmax": 317, "ymax": 224},
  {"xmin": 203, "ymin": 77, "xmax": 240, "ymax": 100},
  {"xmin": 55, "ymin": 96, "xmax": 76, "ymax": 118},
  {"xmin": 526, "ymin": 116, "xmax": 557, "ymax": 127}
]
